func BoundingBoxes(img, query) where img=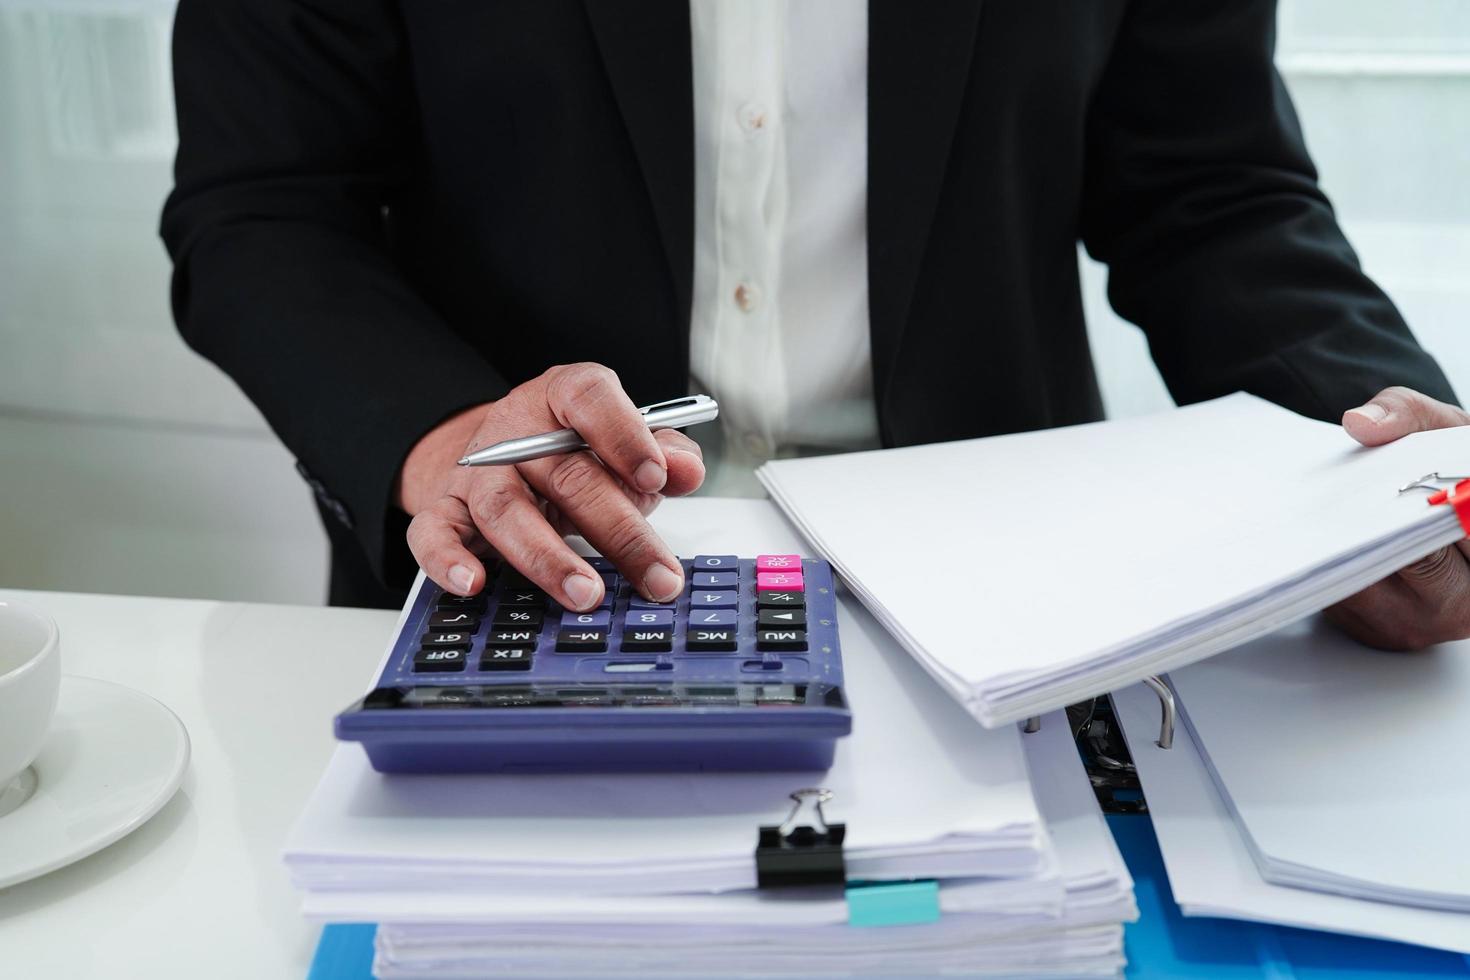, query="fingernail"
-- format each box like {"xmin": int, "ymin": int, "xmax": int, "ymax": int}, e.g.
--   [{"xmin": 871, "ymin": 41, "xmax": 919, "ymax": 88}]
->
[
  {"xmin": 563, "ymin": 573, "xmax": 602, "ymax": 611},
  {"xmin": 643, "ymin": 563, "xmax": 683, "ymax": 602},
  {"xmin": 1350, "ymin": 403, "xmax": 1389, "ymax": 424},
  {"xmin": 635, "ymin": 459, "xmax": 667, "ymax": 494},
  {"xmin": 448, "ymin": 564, "xmax": 476, "ymax": 595}
]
